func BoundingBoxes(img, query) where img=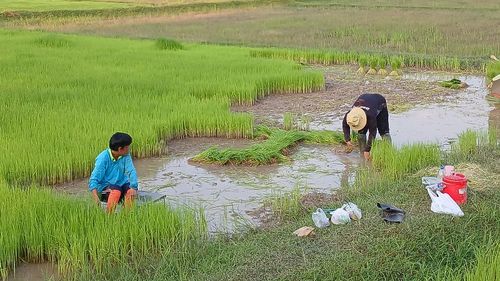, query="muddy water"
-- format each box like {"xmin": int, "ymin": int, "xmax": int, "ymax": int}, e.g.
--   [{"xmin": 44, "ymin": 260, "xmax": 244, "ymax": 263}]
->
[
  {"xmin": 312, "ymin": 72, "xmax": 492, "ymax": 147},
  {"xmin": 6, "ymin": 263, "xmax": 57, "ymax": 281},
  {"xmin": 58, "ymin": 68, "xmax": 494, "ymax": 234},
  {"xmin": 60, "ymin": 138, "xmax": 360, "ymax": 232}
]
